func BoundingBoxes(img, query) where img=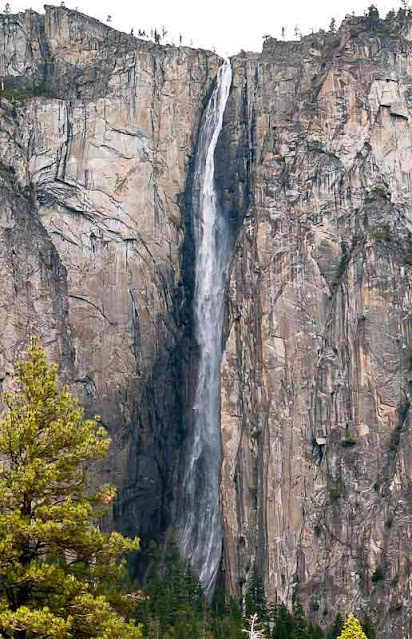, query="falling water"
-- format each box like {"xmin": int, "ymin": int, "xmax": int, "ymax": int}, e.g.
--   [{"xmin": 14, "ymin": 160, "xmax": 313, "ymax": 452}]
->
[{"xmin": 178, "ymin": 59, "xmax": 232, "ymax": 597}]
